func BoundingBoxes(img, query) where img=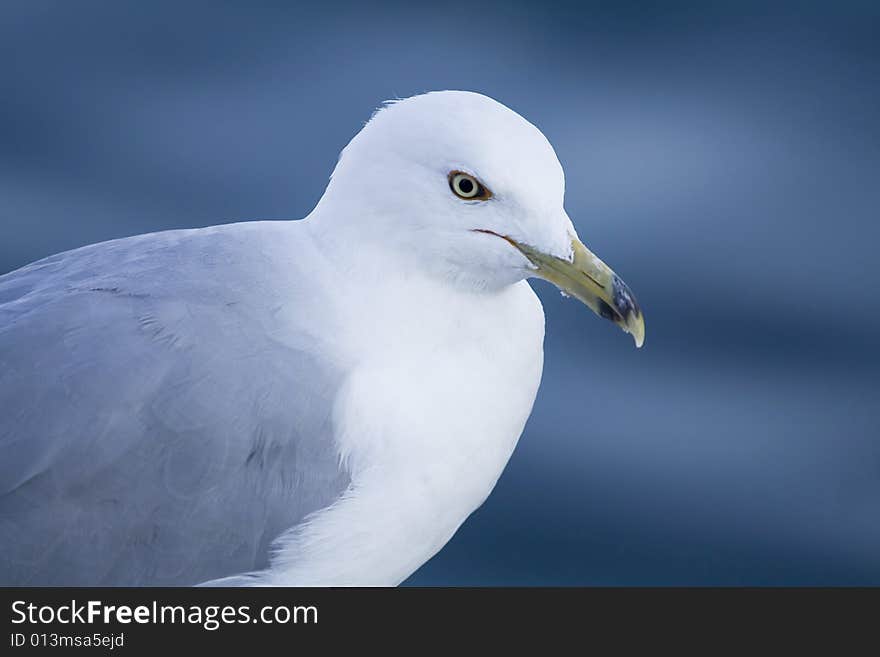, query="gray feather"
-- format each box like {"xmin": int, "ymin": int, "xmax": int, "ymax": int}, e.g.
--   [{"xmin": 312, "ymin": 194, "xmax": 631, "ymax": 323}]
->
[{"xmin": 0, "ymin": 221, "xmax": 350, "ymax": 585}]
